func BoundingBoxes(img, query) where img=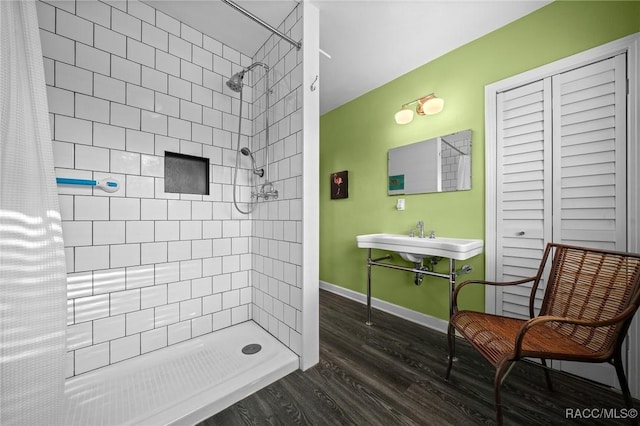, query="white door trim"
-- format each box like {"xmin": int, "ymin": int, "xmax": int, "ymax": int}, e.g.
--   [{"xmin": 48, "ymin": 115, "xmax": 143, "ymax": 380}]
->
[
  {"xmin": 484, "ymin": 33, "xmax": 640, "ymax": 396},
  {"xmin": 625, "ymin": 33, "xmax": 639, "ymax": 399}
]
